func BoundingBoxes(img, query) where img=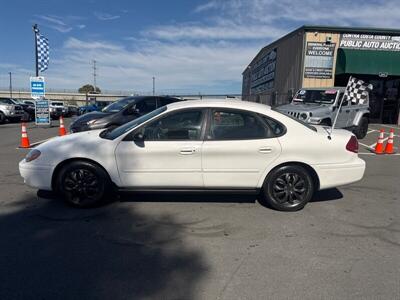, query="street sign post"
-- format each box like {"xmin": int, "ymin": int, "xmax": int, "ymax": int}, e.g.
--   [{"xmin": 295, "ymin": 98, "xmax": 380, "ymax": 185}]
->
[
  {"xmin": 30, "ymin": 77, "xmax": 50, "ymax": 126},
  {"xmin": 30, "ymin": 76, "xmax": 45, "ymax": 99},
  {"xmin": 34, "ymin": 99, "xmax": 51, "ymax": 126}
]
